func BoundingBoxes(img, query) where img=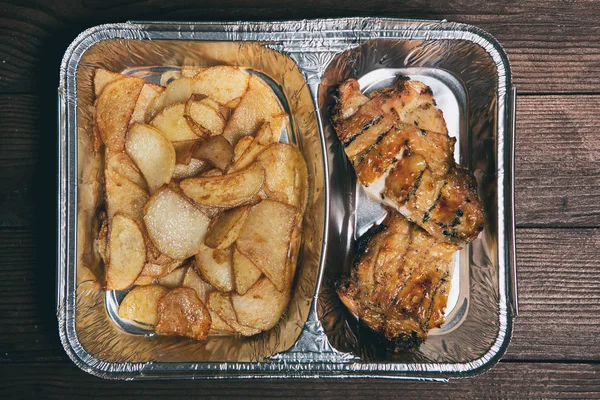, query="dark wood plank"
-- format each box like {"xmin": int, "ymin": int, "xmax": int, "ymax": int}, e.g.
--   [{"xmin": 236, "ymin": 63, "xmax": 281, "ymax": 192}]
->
[
  {"xmin": 0, "ymin": 95, "xmax": 38, "ymax": 228},
  {"xmin": 1, "ymin": 361, "xmax": 599, "ymax": 399},
  {"xmin": 1, "ymin": 1, "xmax": 600, "ymax": 94},
  {"xmin": 2, "ymin": 227, "xmax": 600, "ymax": 362},
  {"xmin": 515, "ymin": 95, "xmax": 600, "ymax": 227},
  {"xmin": 0, "ymin": 229, "xmax": 64, "ymax": 362},
  {"xmin": 507, "ymin": 228, "xmax": 600, "ymax": 361}
]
